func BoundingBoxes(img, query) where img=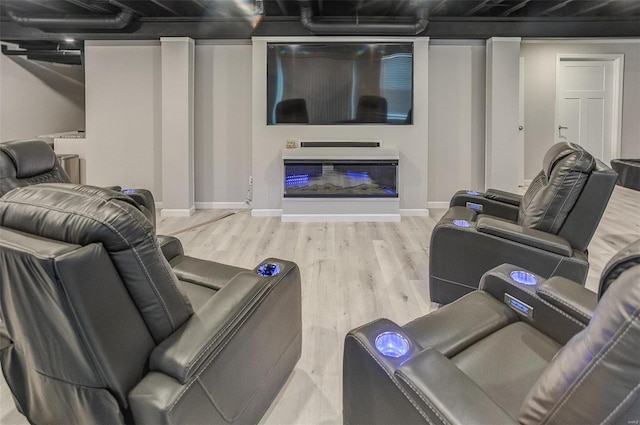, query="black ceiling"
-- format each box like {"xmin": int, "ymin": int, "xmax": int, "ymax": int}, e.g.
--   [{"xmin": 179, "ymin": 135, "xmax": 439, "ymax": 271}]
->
[{"xmin": 1, "ymin": 0, "xmax": 639, "ymax": 65}]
